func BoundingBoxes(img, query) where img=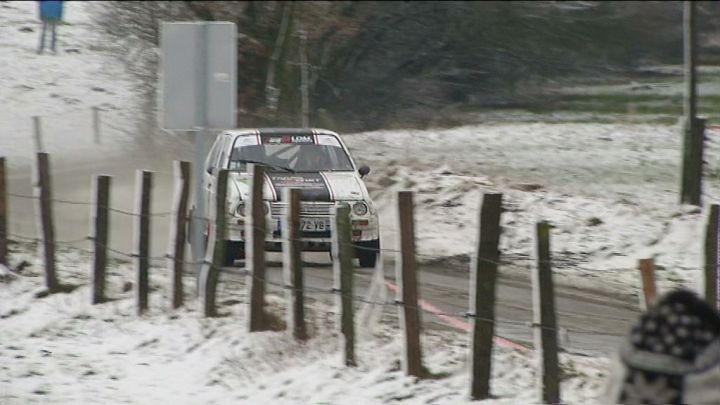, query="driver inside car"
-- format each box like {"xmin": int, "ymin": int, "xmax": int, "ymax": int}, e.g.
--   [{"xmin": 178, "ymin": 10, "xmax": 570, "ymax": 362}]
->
[{"xmin": 295, "ymin": 146, "xmax": 329, "ymax": 171}]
